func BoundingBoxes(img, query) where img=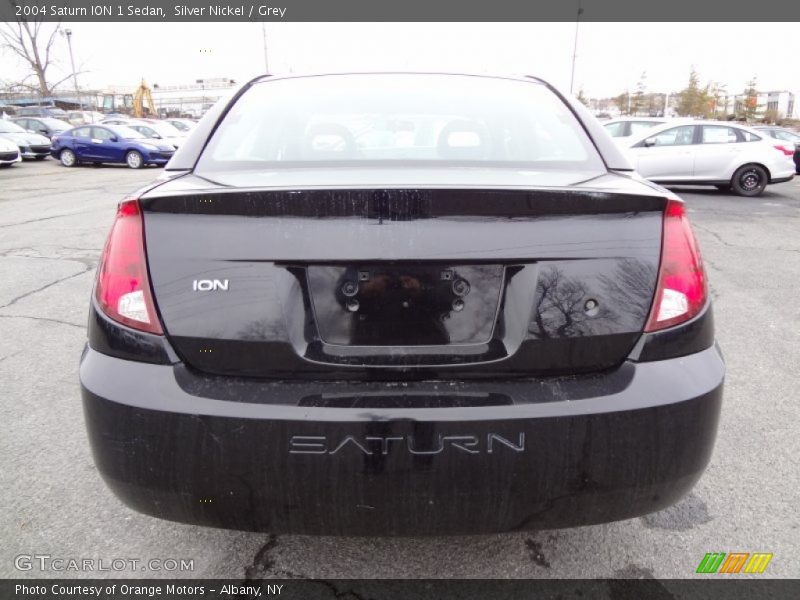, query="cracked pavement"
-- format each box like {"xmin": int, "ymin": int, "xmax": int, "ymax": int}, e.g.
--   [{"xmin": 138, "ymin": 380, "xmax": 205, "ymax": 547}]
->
[{"xmin": 1, "ymin": 160, "xmax": 799, "ymax": 580}]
